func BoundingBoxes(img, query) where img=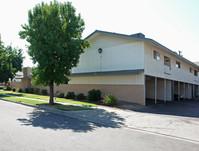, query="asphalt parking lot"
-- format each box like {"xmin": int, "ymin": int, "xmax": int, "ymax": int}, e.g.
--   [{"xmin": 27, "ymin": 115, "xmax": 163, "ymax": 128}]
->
[{"xmin": 138, "ymin": 99, "xmax": 199, "ymax": 118}]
